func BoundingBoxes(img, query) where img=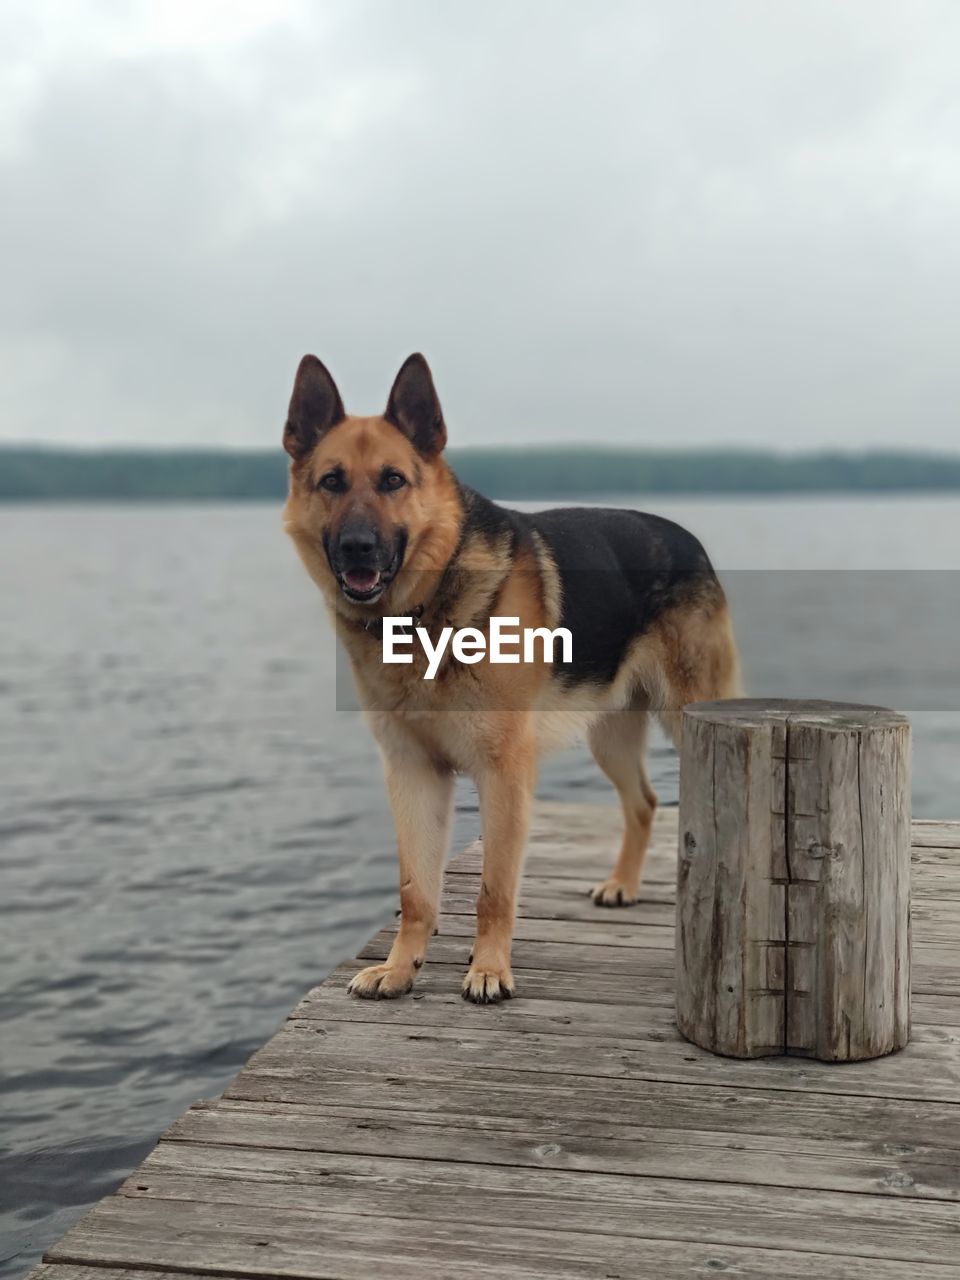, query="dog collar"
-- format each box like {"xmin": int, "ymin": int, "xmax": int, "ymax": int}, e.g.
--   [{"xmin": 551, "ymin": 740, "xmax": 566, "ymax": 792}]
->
[{"xmin": 362, "ymin": 602, "xmax": 425, "ymax": 638}]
